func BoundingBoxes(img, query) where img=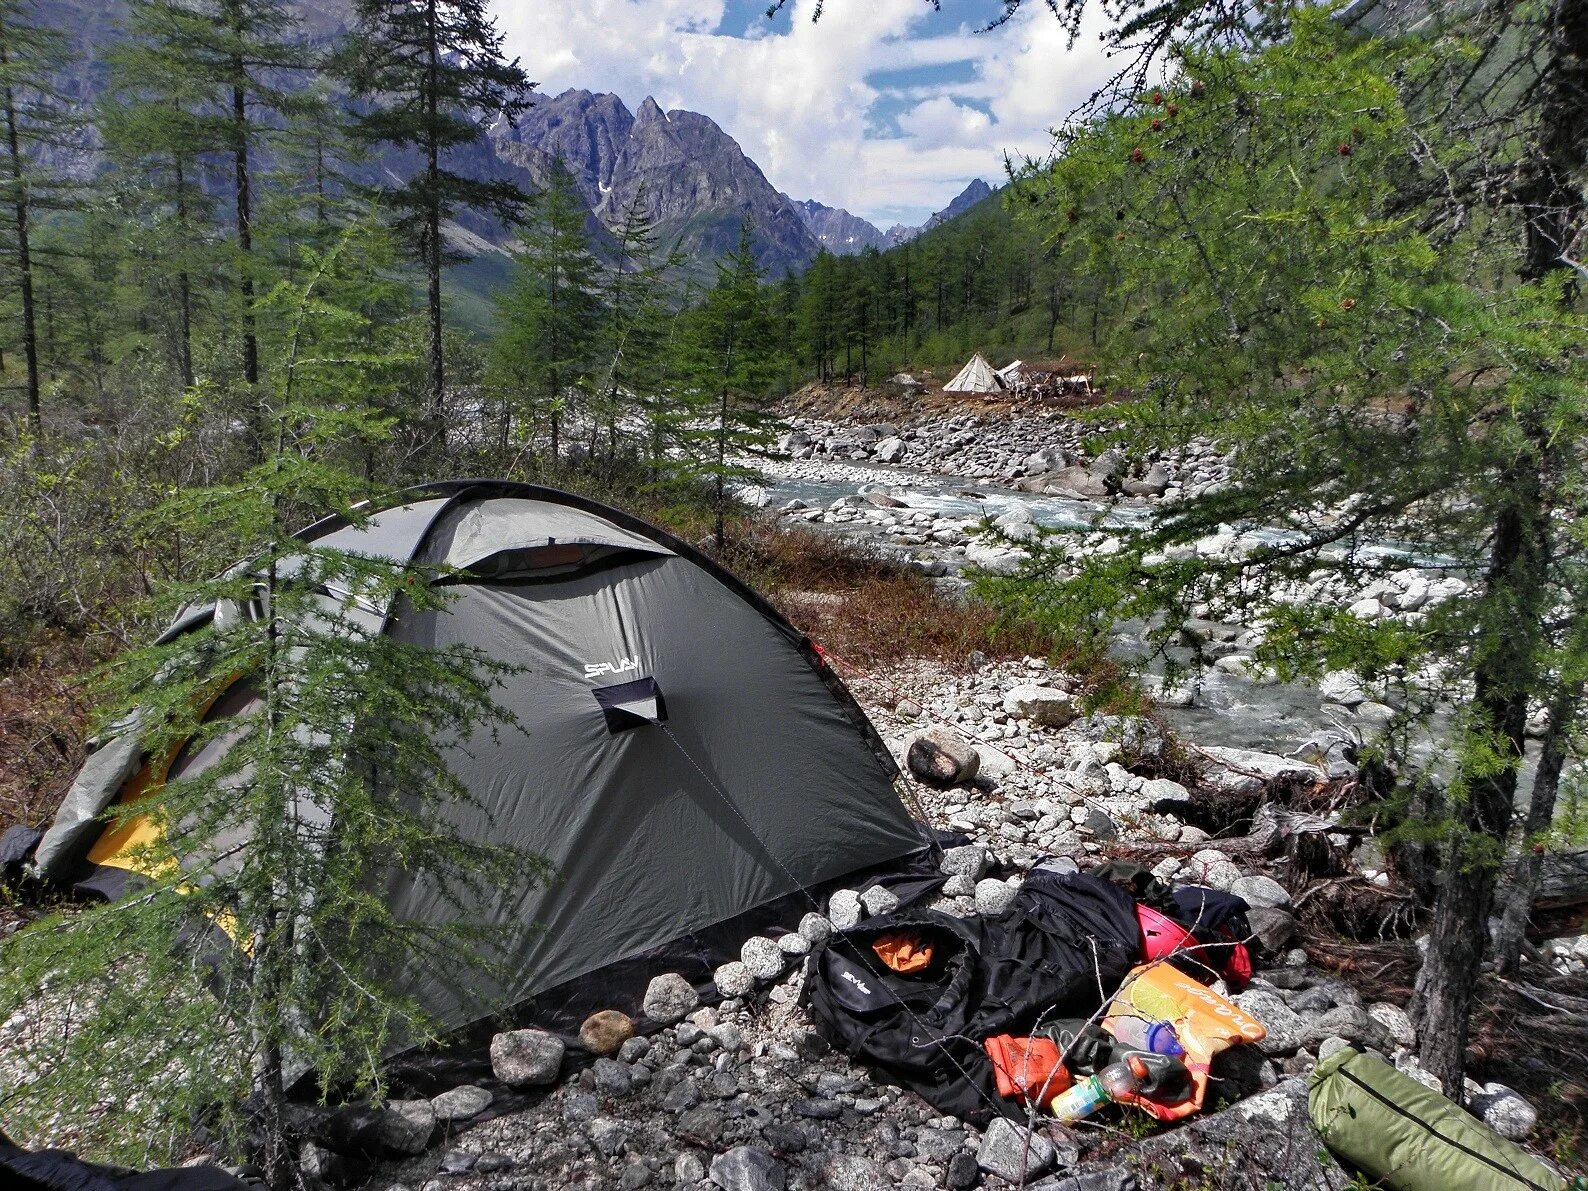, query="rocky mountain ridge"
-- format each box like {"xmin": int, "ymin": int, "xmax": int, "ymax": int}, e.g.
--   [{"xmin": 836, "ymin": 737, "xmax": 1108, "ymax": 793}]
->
[
  {"xmin": 48, "ymin": 1, "xmax": 1002, "ymax": 276},
  {"xmin": 490, "ymin": 89, "xmax": 1000, "ymax": 271}
]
